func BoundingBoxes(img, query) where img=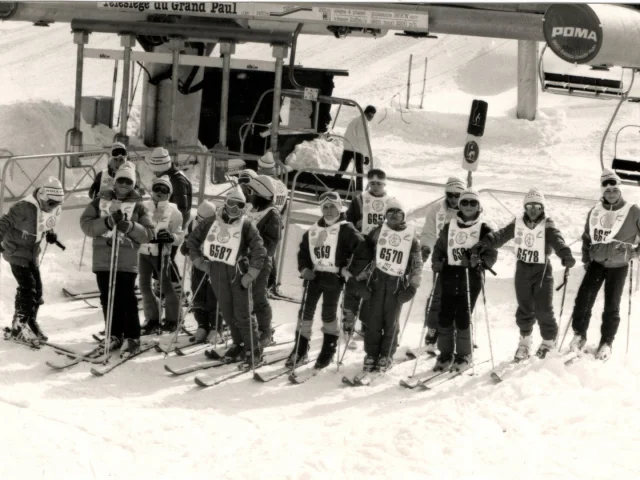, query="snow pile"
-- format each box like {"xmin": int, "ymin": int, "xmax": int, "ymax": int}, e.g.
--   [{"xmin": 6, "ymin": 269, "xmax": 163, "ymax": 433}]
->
[{"xmin": 285, "ymin": 136, "xmax": 342, "ymax": 171}]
